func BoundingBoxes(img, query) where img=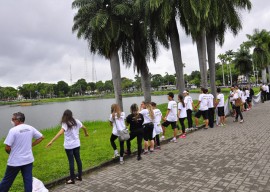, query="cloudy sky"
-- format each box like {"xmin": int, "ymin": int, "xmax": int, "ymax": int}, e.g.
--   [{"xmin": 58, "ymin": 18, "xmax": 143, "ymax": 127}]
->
[{"xmin": 0, "ymin": 0, "xmax": 269, "ymax": 88}]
